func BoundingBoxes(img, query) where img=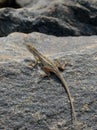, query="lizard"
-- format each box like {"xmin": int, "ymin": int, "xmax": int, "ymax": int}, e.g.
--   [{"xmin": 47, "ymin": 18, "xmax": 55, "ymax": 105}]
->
[{"xmin": 26, "ymin": 43, "xmax": 77, "ymax": 125}]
